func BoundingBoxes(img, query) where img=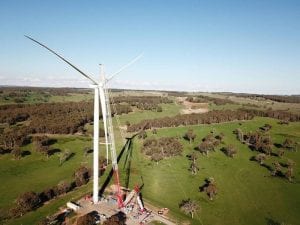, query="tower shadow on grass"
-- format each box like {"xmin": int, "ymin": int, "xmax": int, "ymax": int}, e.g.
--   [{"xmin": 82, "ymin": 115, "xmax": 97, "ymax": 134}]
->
[{"xmin": 99, "ymin": 133, "xmax": 138, "ymax": 196}]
